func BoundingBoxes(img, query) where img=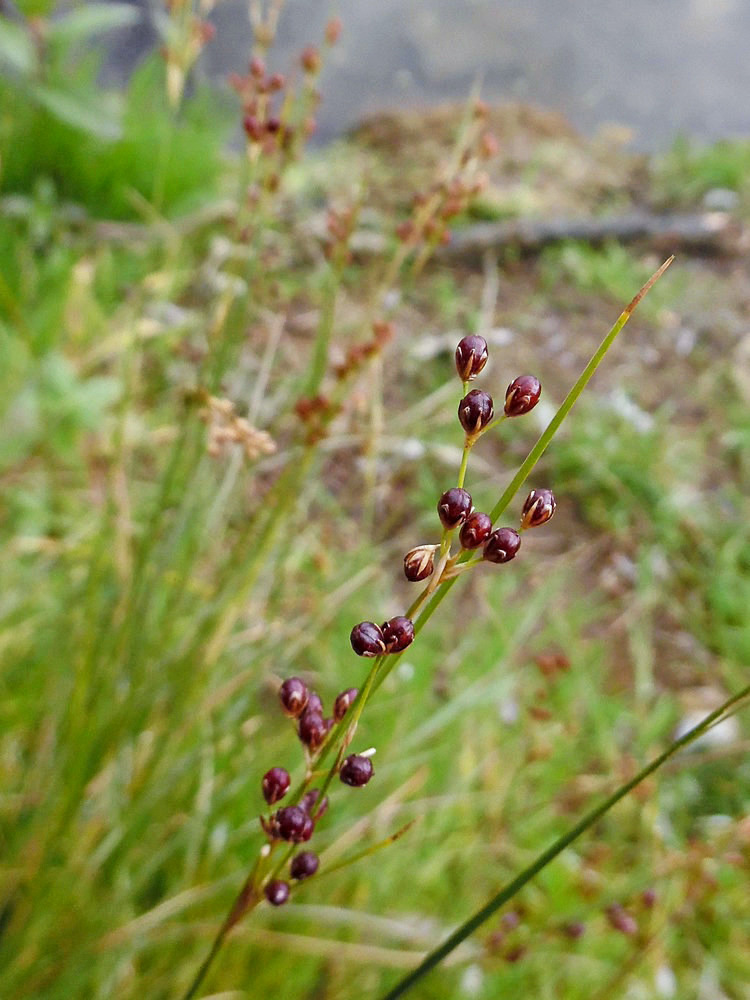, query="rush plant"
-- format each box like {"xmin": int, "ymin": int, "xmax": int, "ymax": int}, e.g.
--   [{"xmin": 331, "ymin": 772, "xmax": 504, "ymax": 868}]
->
[{"xmin": 178, "ymin": 253, "xmax": 750, "ymax": 1000}]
